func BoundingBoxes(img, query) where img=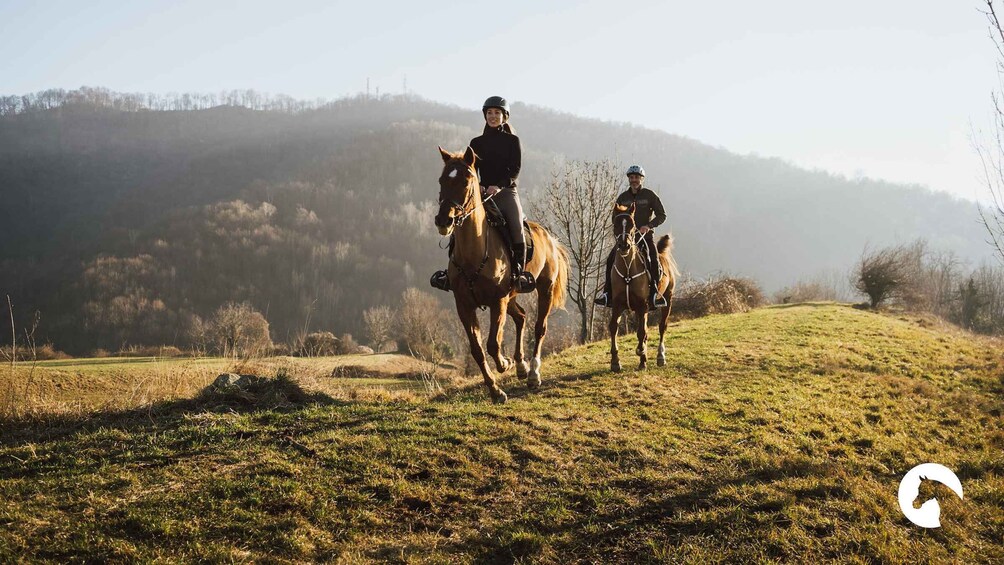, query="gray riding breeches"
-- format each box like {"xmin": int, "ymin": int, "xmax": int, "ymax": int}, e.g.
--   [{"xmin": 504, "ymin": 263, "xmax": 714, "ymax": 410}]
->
[{"xmin": 490, "ymin": 187, "xmax": 526, "ymax": 247}]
